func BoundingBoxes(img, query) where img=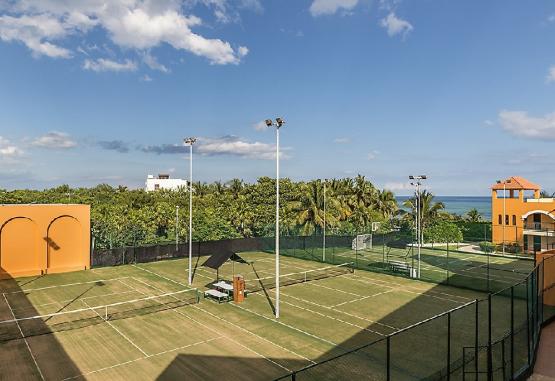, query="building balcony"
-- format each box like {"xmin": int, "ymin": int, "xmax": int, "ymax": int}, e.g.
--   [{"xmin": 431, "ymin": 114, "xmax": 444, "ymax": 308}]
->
[{"xmin": 523, "ymin": 223, "xmax": 555, "ymax": 237}]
